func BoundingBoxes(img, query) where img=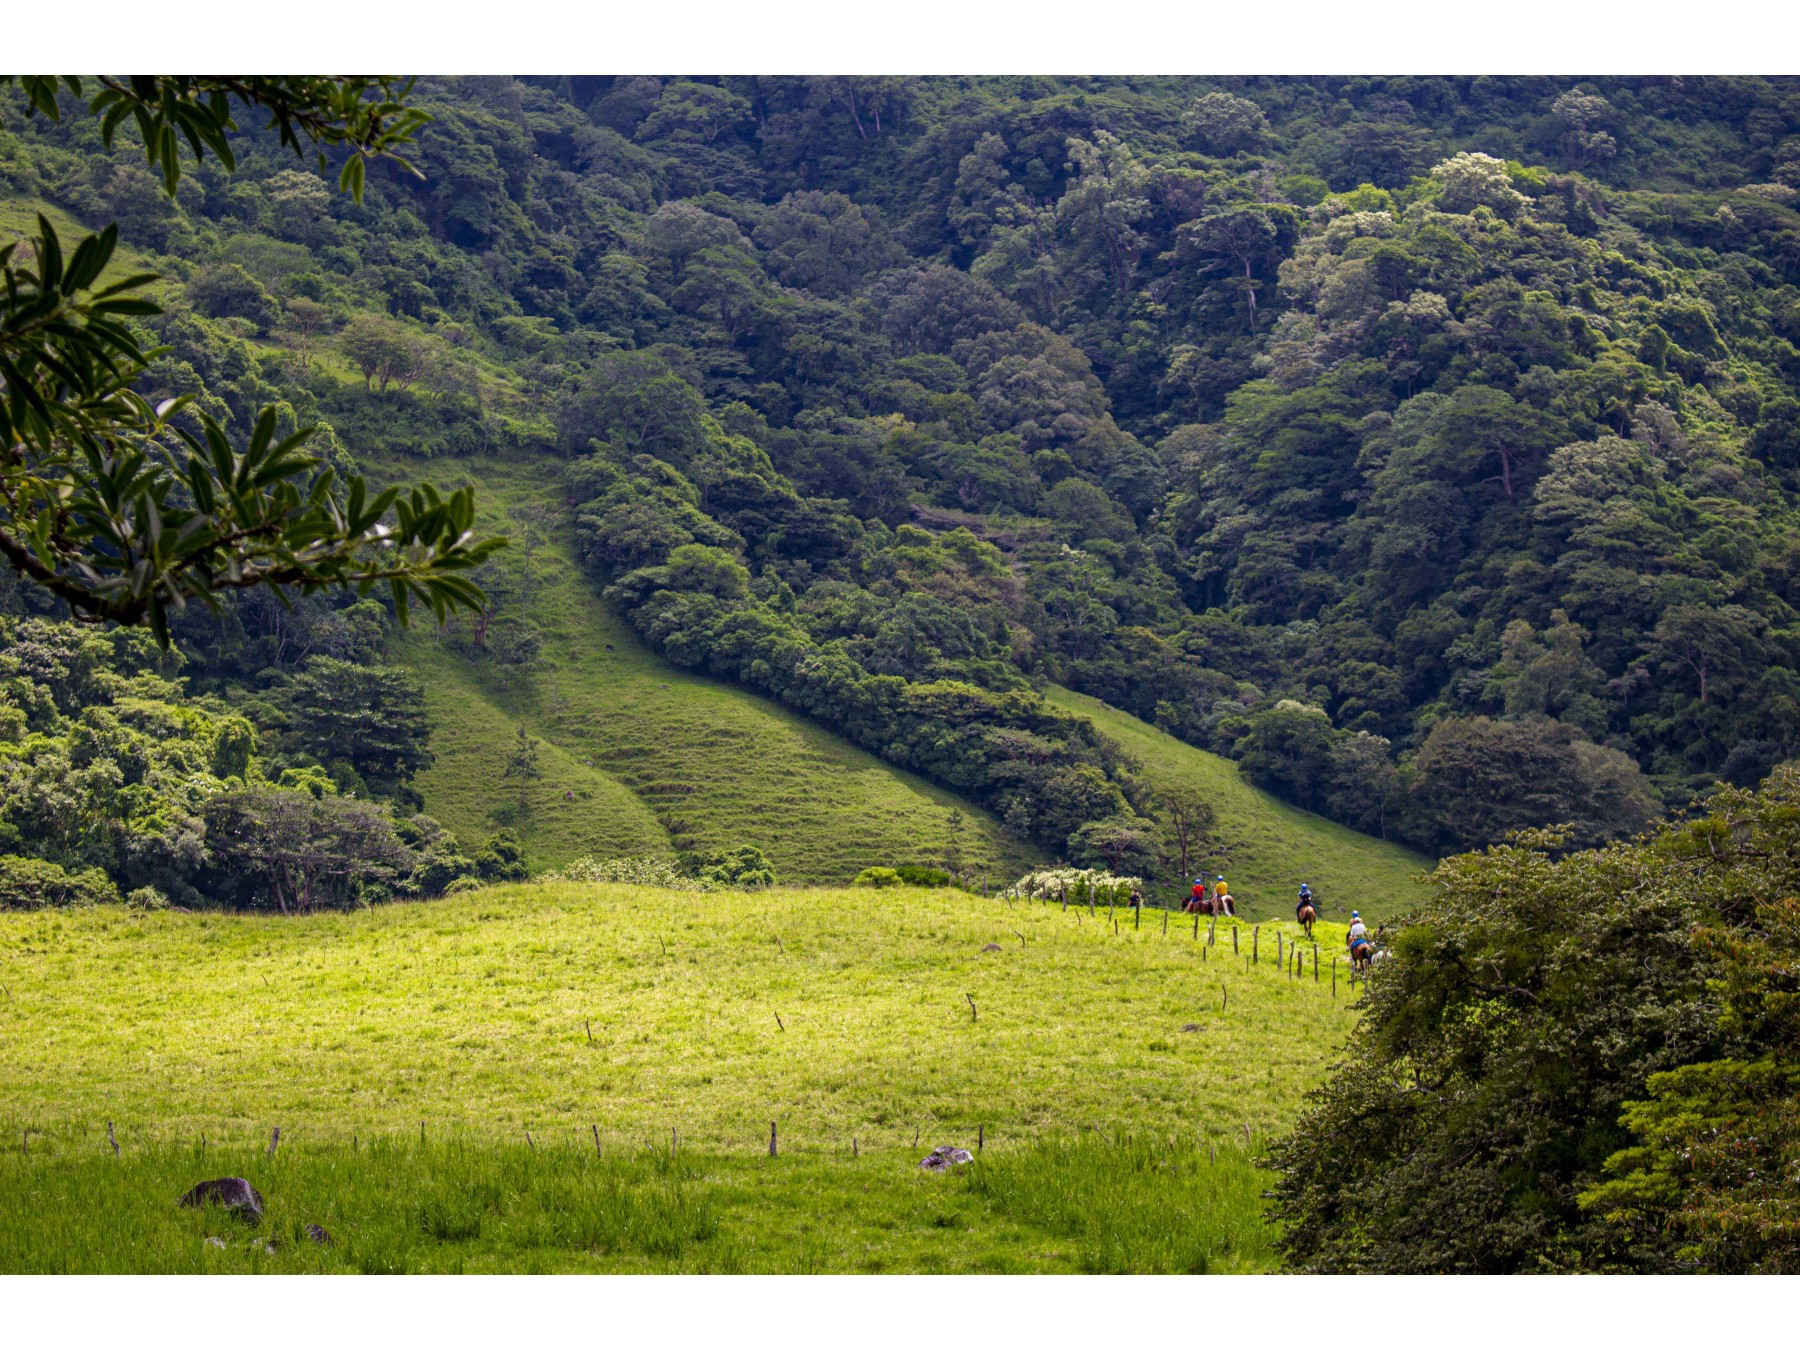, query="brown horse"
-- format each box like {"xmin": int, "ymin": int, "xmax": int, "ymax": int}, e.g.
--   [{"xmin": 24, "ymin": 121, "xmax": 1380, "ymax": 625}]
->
[
  {"xmin": 1297, "ymin": 903, "xmax": 1317, "ymax": 939},
  {"xmin": 1349, "ymin": 937, "xmax": 1375, "ymax": 974}
]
